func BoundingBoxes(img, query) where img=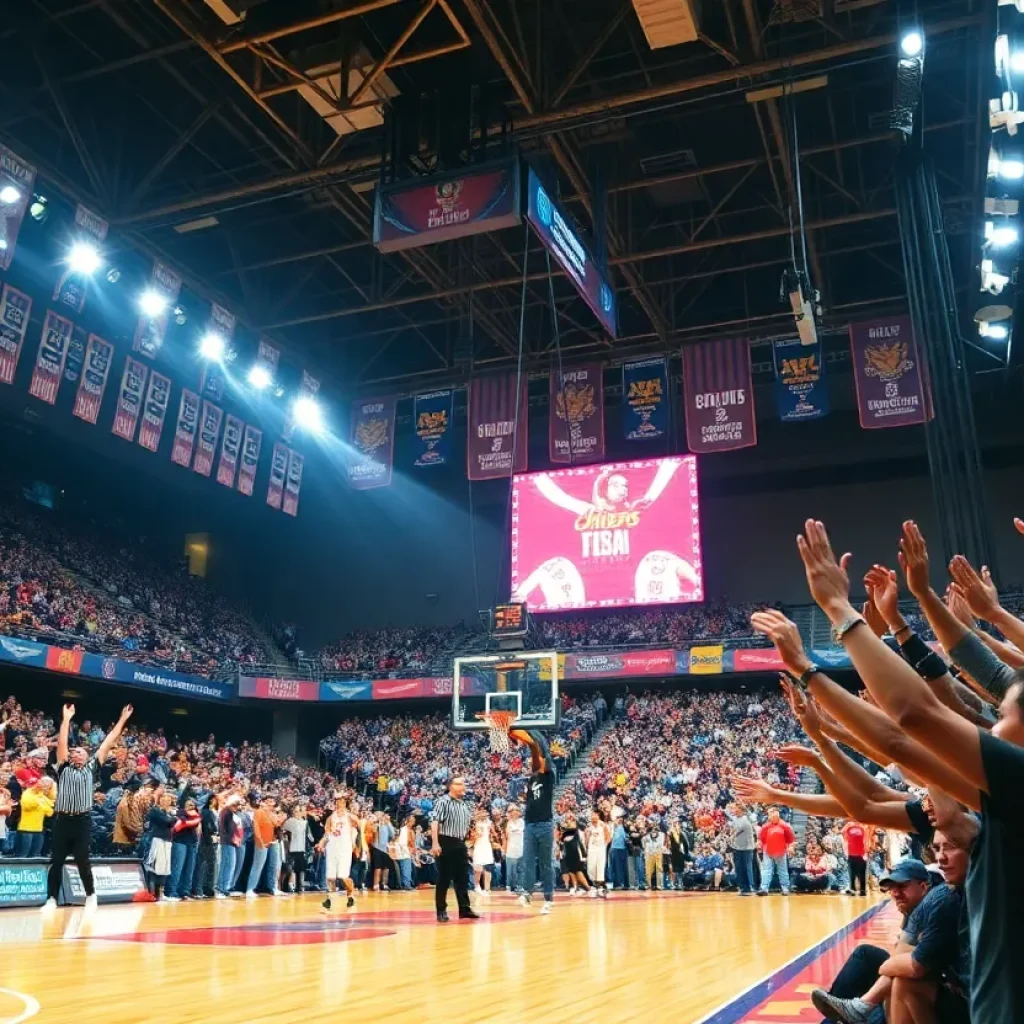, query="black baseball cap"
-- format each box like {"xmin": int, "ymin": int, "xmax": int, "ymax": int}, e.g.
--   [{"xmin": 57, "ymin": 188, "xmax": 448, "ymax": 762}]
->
[{"xmin": 880, "ymin": 858, "xmax": 930, "ymax": 888}]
